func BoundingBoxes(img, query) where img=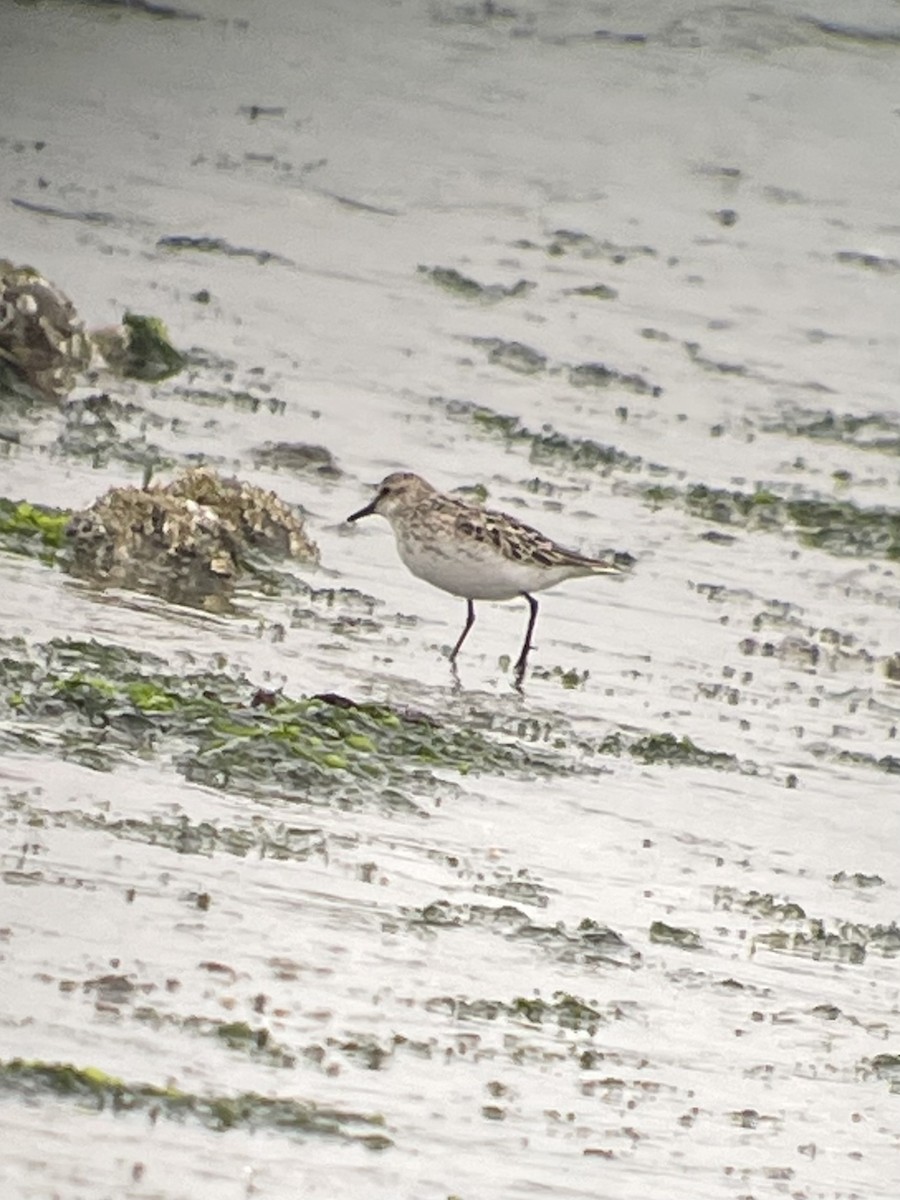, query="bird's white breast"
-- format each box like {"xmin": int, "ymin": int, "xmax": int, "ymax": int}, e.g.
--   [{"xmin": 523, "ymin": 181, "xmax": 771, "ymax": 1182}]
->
[{"xmin": 395, "ymin": 529, "xmax": 582, "ymax": 600}]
